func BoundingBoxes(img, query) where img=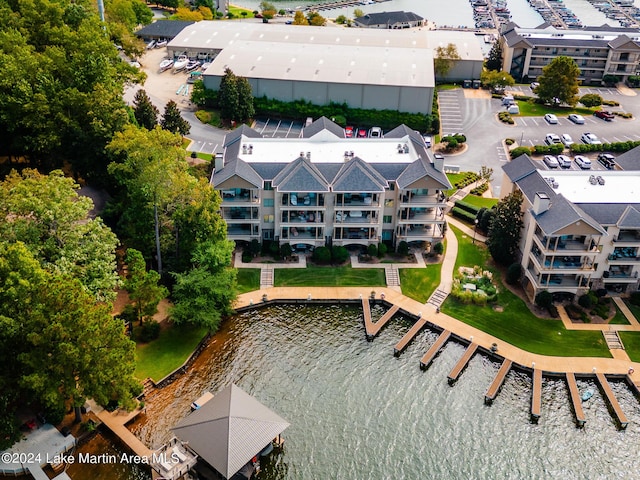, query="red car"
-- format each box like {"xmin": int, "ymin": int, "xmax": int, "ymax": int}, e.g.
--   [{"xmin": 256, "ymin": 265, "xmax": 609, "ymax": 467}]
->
[
  {"xmin": 344, "ymin": 126, "xmax": 354, "ymax": 138},
  {"xmin": 594, "ymin": 110, "xmax": 614, "ymax": 121},
  {"xmin": 357, "ymin": 128, "xmax": 367, "ymax": 138}
]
